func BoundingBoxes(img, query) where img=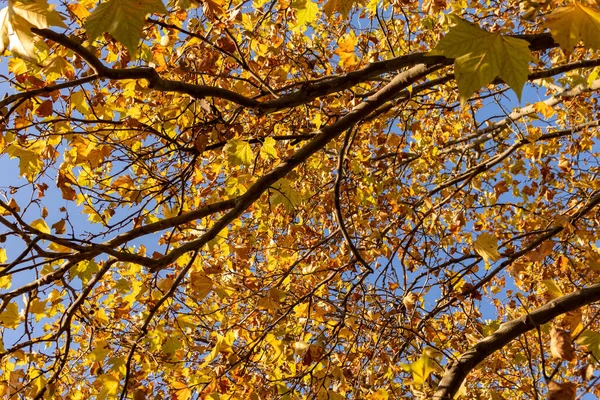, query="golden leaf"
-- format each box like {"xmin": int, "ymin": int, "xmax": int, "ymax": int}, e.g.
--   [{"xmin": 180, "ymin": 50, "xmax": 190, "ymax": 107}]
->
[
  {"xmin": 473, "ymin": 233, "xmax": 501, "ymax": 264},
  {"xmin": 545, "ymin": 2, "xmax": 600, "ymax": 52}
]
